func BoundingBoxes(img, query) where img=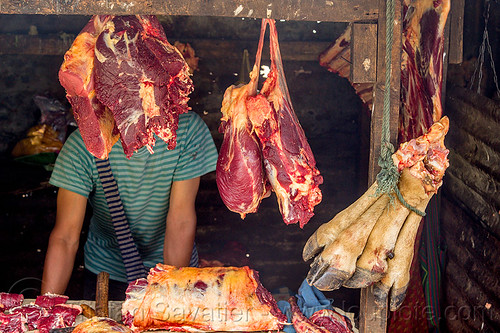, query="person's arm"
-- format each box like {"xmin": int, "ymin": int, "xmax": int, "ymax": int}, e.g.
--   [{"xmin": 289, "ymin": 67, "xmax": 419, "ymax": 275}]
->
[
  {"xmin": 163, "ymin": 177, "xmax": 200, "ymax": 267},
  {"xmin": 41, "ymin": 188, "xmax": 87, "ymax": 294}
]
